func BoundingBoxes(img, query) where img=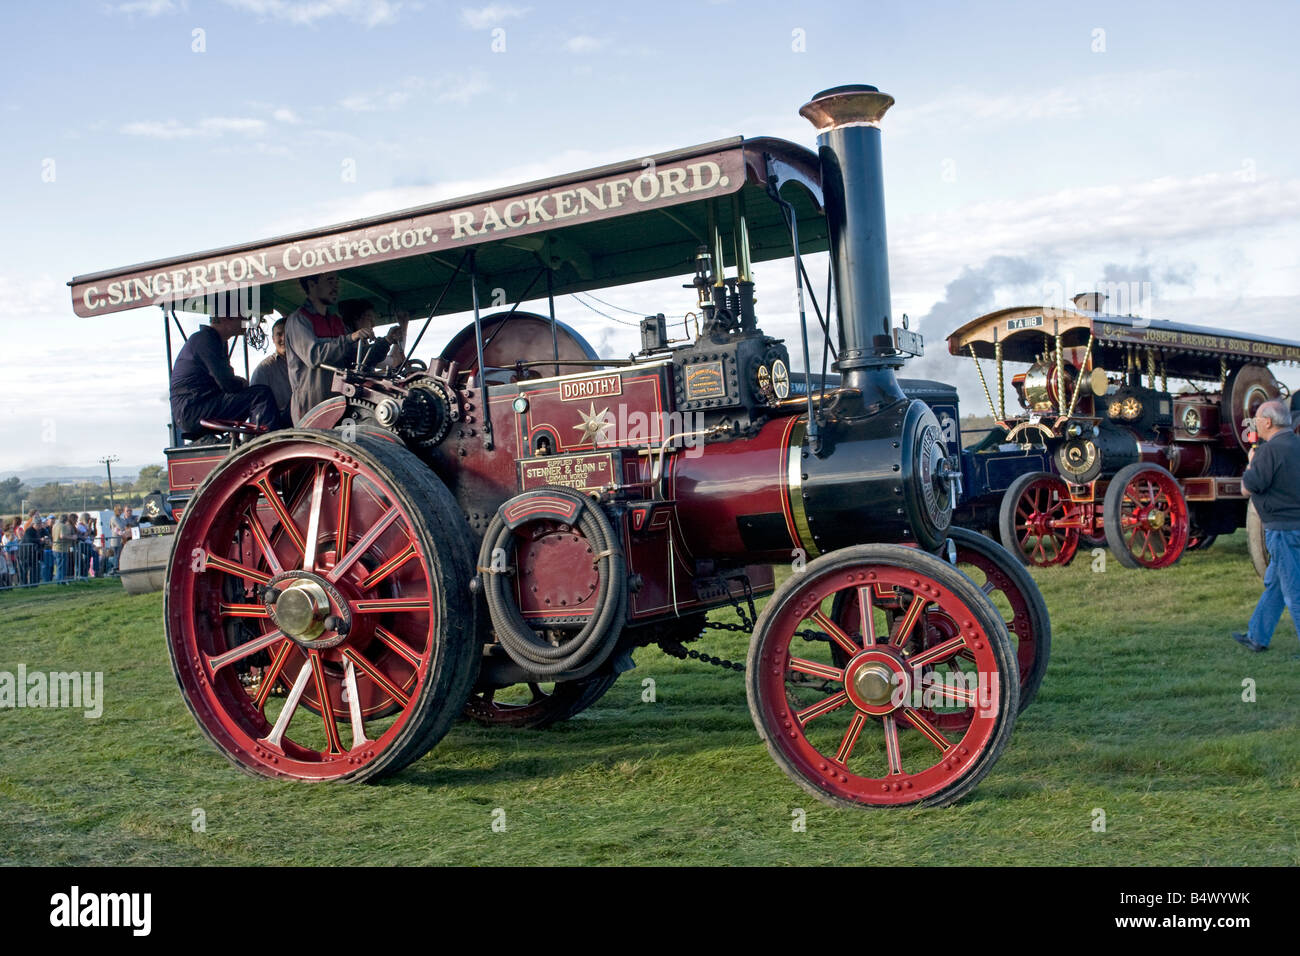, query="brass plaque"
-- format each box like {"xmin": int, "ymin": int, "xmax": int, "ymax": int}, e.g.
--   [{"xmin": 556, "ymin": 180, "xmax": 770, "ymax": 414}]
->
[
  {"xmin": 685, "ymin": 361, "xmax": 725, "ymax": 400},
  {"xmin": 519, "ymin": 452, "xmax": 615, "ymax": 493}
]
